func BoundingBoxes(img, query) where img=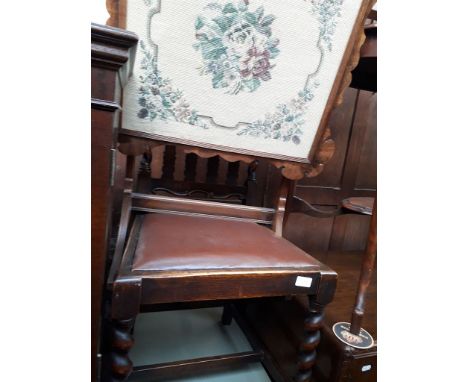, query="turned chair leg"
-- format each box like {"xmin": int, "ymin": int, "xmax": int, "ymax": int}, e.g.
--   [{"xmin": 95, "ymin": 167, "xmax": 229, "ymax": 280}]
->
[
  {"xmin": 111, "ymin": 318, "xmax": 135, "ymax": 382},
  {"xmin": 295, "ymin": 299, "xmax": 324, "ymax": 382}
]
